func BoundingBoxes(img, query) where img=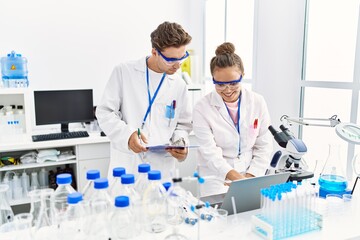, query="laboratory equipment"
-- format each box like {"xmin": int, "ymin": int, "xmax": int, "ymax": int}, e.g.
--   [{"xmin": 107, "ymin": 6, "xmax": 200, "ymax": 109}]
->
[
  {"xmin": 30, "ymin": 171, "xmax": 40, "ymax": 191},
  {"xmin": 88, "ymin": 178, "xmax": 112, "ymax": 240},
  {"xmin": 14, "ymin": 213, "xmax": 33, "ymax": 240},
  {"xmin": 252, "ymin": 182, "xmax": 322, "ymax": 240},
  {"xmin": 0, "ymin": 184, "xmax": 14, "ymax": 226},
  {"xmin": 53, "ymin": 173, "xmax": 76, "ymax": 214},
  {"xmin": 38, "ymin": 168, "xmax": 49, "ymax": 188},
  {"xmin": 164, "ymin": 177, "xmax": 189, "ymax": 240},
  {"xmin": 108, "ymin": 167, "xmax": 126, "ymax": 197},
  {"xmin": 352, "ymin": 153, "xmax": 360, "ymax": 194},
  {"xmin": 318, "ymin": 144, "xmax": 349, "ymax": 197},
  {"xmin": 1, "ymin": 50, "xmax": 29, "ymax": 88},
  {"xmin": 28, "ymin": 188, "xmax": 56, "ymax": 231},
  {"xmin": 60, "ymin": 192, "xmax": 85, "ymax": 239},
  {"xmin": 21, "ymin": 170, "xmax": 30, "ymax": 196},
  {"xmin": 114, "ymin": 173, "xmax": 142, "ymax": 236},
  {"xmin": 134, "ymin": 163, "xmax": 151, "ymax": 198},
  {"xmin": 143, "ymin": 170, "xmax": 167, "ymax": 233},
  {"xmin": 268, "ymin": 125, "xmax": 313, "ymax": 181},
  {"xmin": 82, "ymin": 169, "xmax": 100, "ymax": 200},
  {"xmin": 111, "ymin": 196, "xmax": 134, "ymax": 239}
]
